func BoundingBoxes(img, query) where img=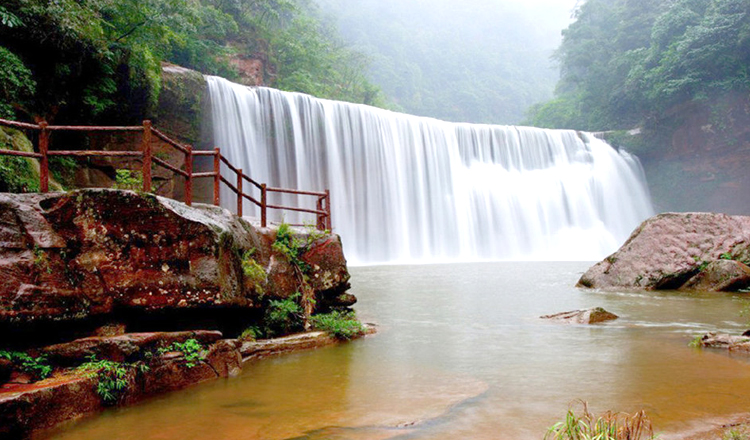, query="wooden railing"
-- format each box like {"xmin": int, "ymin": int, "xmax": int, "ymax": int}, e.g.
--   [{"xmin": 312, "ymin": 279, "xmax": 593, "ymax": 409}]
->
[{"xmin": 0, "ymin": 118, "xmax": 332, "ymax": 230}]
